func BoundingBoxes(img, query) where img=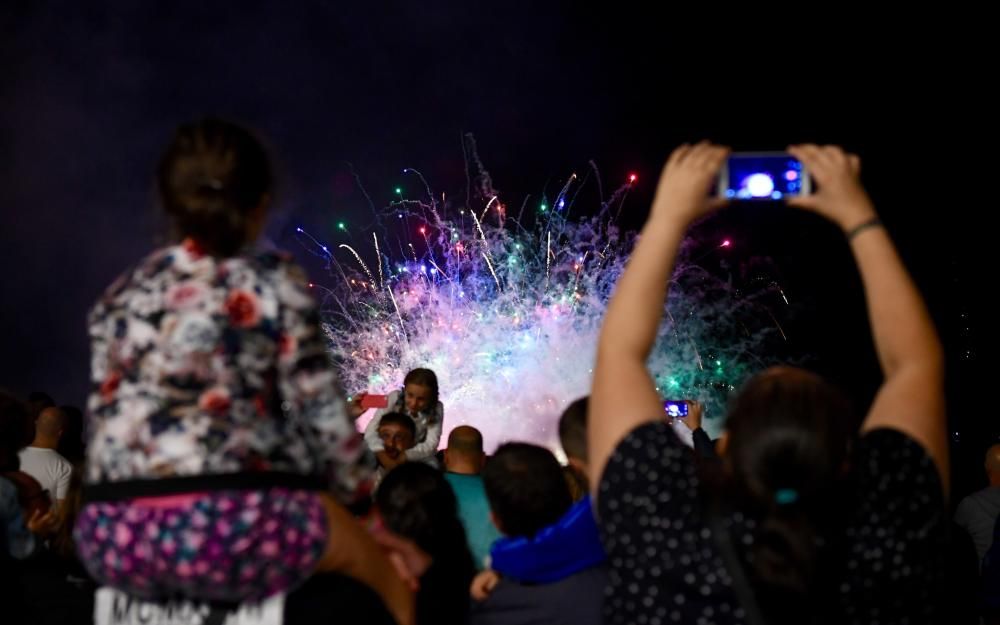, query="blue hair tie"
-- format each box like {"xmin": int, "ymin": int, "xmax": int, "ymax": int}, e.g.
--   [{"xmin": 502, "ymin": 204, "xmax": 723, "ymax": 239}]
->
[{"xmin": 774, "ymin": 488, "xmax": 799, "ymax": 505}]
